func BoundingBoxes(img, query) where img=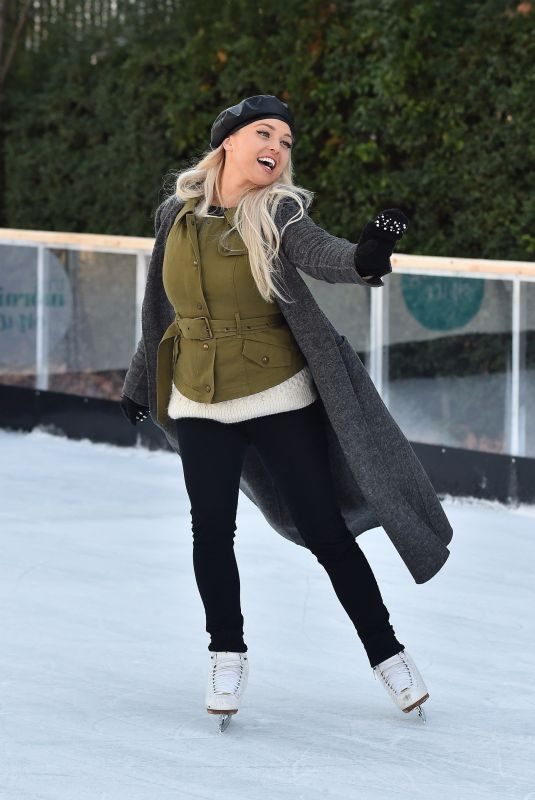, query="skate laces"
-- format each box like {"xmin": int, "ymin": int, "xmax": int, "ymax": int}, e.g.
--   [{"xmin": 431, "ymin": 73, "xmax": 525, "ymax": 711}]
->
[
  {"xmin": 376, "ymin": 651, "xmax": 412, "ymax": 694},
  {"xmin": 211, "ymin": 654, "xmax": 244, "ymax": 694}
]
